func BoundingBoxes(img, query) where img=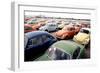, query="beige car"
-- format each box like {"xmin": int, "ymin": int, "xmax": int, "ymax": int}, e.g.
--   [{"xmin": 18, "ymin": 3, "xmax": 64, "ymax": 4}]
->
[{"xmin": 73, "ymin": 28, "xmax": 90, "ymax": 45}]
